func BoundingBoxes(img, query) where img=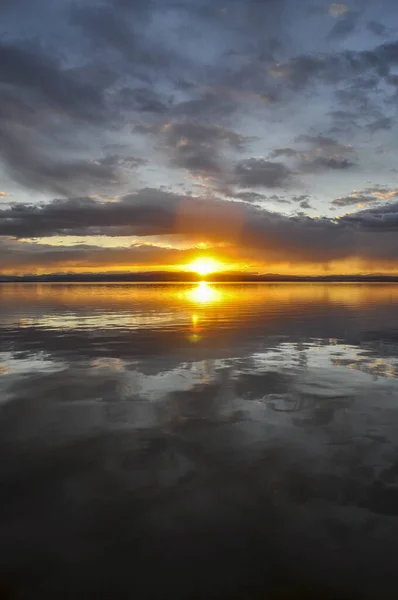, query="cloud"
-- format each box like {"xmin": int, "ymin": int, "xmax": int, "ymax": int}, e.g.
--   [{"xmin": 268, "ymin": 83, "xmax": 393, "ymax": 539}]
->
[
  {"xmin": 0, "ymin": 237, "xmax": 208, "ymax": 273},
  {"xmin": 327, "ymin": 13, "xmax": 358, "ymax": 40},
  {"xmin": 327, "ymin": 19, "xmax": 356, "ymax": 40},
  {"xmin": 270, "ymin": 135, "xmax": 356, "ymax": 172},
  {"xmin": 270, "ymin": 39, "xmax": 398, "ymax": 96},
  {"xmin": 367, "ymin": 21, "xmax": 388, "ymax": 37},
  {"xmin": 332, "ymin": 187, "xmax": 398, "ymax": 207},
  {"xmin": 300, "ymin": 200, "xmax": 312, "ymax": 209},
  {"xmin": 118, "ymin": 87, "xmax": 172, "ymax": 114},
  {"xmin": 291, "ymin": 194, "xmax": 311, "ymax": 203},
  {"xmin": 0, "ymin": 188, "xmax": 363, "ymax": 266},
  {"xmin": 0, "ymin": 137, "xmax": 144, "ymax": 196},
  {"xmin": 233, "ymin": 191, "xmax": 269, "ymax": 203},
  {"xmin": 0, "ymin": 40, "xmax": 105, "ymax": 122},
  {"xmin": 137, "ymin": 121, "xmax": 248, "ymax": 176},
  {"xmin": 366, "ymin": 117, "xmax": 394, "ymax": 133},
  {"xmin": 341, "ymin": 202, "xmax": 398, "ymax": 233},
  {"xmin": 234, "ymin": 159, "xmax": 293, "ymax": 188},
  {"xmin": 0, "ymin": 0, "xmax": 398, "ymax": 259},
  {"xmin": 3, "ymin": 188, "xmax": 398, "ymax": 271},
  {"xmin": 309, "ymin": 156, "xmax": 355, "ymax": 170},
  {"xmin": 332, "ymin": 195, "xmax": 376, "ymax": 207},
  {"xmin": 69, "ymin": 1, "xmax": 168, "ymax": 72}
]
